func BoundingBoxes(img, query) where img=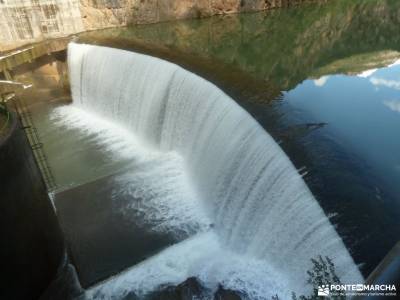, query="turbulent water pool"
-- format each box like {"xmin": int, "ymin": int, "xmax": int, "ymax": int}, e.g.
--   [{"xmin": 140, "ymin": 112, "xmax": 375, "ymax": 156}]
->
[{"xmin": 23, "ymin": 0, "xmax": 400, "ymax": 298}]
